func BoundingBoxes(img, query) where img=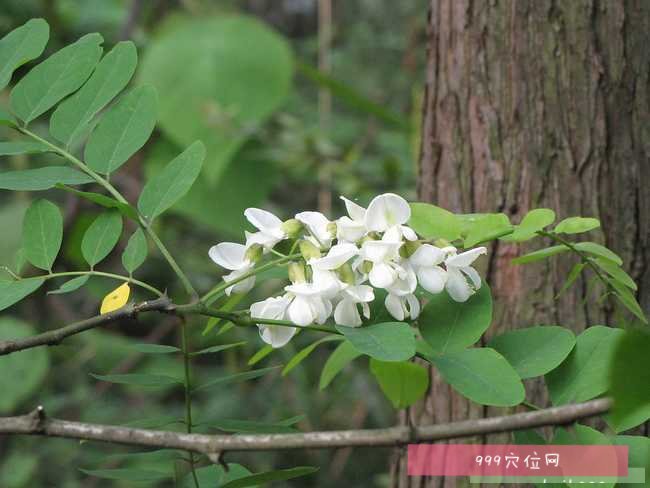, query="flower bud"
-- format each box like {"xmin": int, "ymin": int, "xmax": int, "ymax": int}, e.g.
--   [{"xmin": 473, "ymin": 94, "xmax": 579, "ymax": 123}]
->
[
  {"xmin": 281, "ymin": 218, "xmax": 303, "ymax": 238},
  {"xmin": 244, "ymin": 244, "xmax": 263, "ymax": 263},
  {"xmin": 299, "ymin": 240, "xmax": 321, "ymax": 261},
  {"xmin": 400, "ymin": 240, "xmax": 422, "ymax": 258},
  {"xmin": 288, "ymin": 262, "xmax": 306, "ymax": 283},
  {"xmin": 326, "ymin": 222, "xmax": 337, "ymax": 237},
  {"xmin": 434, "ymin": 238, "xmax": 451, "ymax": 248},
  {"xmin": 337, "ymin": 263, "xmax": 356, "ymax": 285}
]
